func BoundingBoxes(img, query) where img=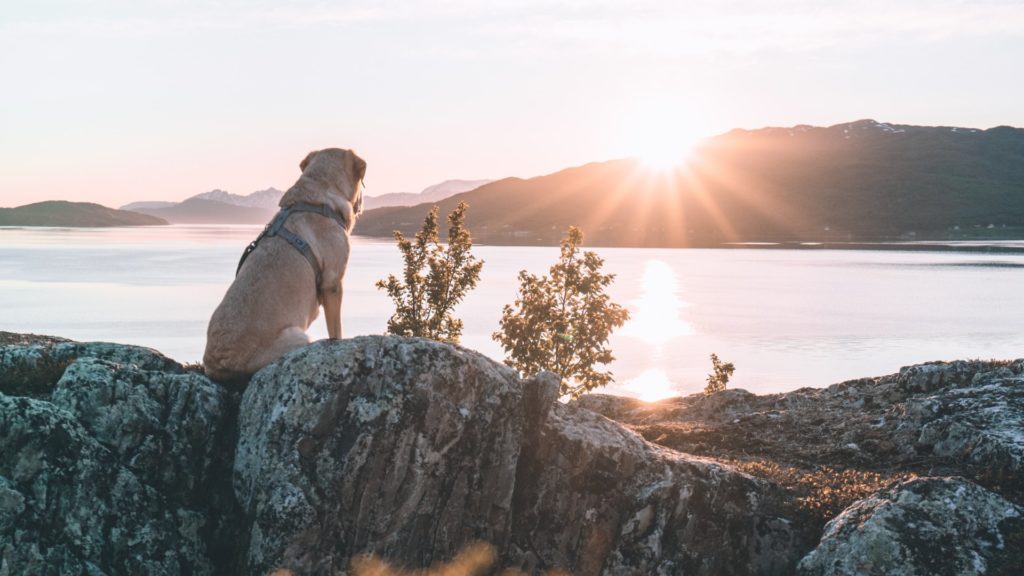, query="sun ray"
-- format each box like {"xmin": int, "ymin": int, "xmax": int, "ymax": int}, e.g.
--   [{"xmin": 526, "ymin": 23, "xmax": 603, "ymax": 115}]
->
[
  {"xmin": 687, "ymin": 141, "xmax": 809, "ymax": 241},
  {"xmin": 680, "ymin": 156, "xmax": 742, "ymax": 244}
]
